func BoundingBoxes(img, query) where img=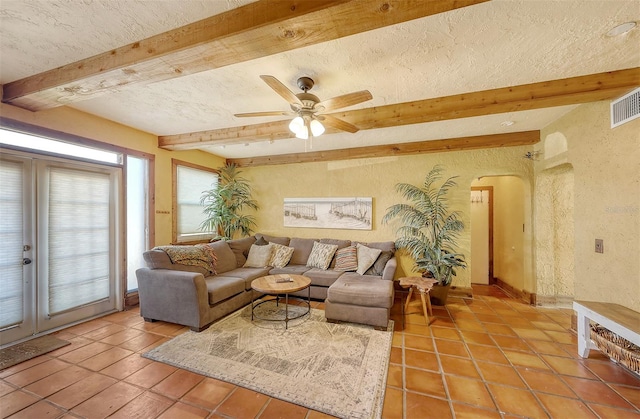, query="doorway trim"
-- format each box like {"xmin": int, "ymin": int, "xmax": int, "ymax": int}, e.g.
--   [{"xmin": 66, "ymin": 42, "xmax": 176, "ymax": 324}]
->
[{"xmin": 471, "ymin": 186, "xmax": 494, "ymax": 284}]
